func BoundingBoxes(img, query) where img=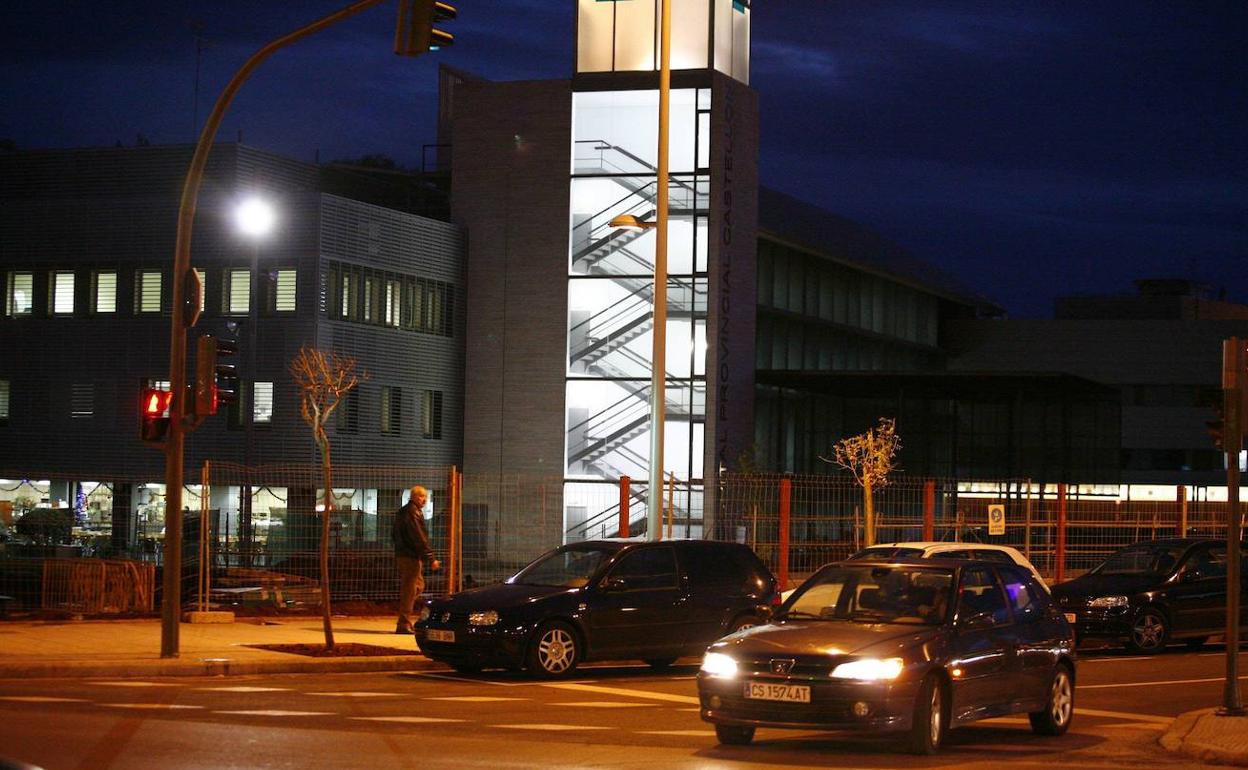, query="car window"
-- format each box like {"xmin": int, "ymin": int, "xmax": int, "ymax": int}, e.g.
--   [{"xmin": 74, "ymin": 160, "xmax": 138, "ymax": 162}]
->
[
  {"xmin": 998, "ymin": 566, "xmax": 1046, "ymax": 622},
  {"xmin": 1094, "ymin": 543, "xmax": 1185, "ymax": 575},
  {"xmin": 608, "ymin": 547, "xmax": 678, "ymax": 590},
  {"xmin": 511, "ymin": 546, "xmax": 614, "ymax": 587},
  {"xmin": 680, "ymin": 545, "xmax": 749, "ymax": 591},
  {"xmin": 849, "ymin": 547, "xmax": 924, "ymax": 561},
  {"xmin": 972, "ymin": 549, "xmax": 1015, "ymax": 564},
  {"xmin": 940, "ymin": 549, "xmax": 974, "ymax": 560},
  {"xmin": 1184, "ymin": 547, "xmax": 1227, "ymax": 581},
  {"xmin": 786, "ymin": 564, "xmax": 952, "ymax": 625},
  {"xmin": 957, "ymin": 567, "xmax": 1011, "ymax": 626}
]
